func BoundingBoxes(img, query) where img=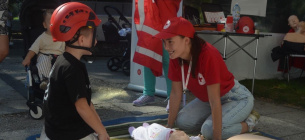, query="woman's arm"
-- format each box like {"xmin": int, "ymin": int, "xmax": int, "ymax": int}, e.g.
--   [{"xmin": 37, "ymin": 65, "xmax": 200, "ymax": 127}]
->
[
  {"xmin": 167, "ymin": 81, "xmax": 183, "ymax": 128},
  {"xmin": 207, "ymin": 83, "xmax": 222, "ymax": 140}
]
